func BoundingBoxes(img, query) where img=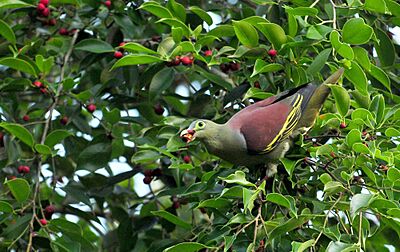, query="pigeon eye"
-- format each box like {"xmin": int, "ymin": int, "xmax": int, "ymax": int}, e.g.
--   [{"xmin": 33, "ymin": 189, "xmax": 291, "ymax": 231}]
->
[{"xmin": 197, "ymin": 121, "xmax": 205, "ymax": 129}]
